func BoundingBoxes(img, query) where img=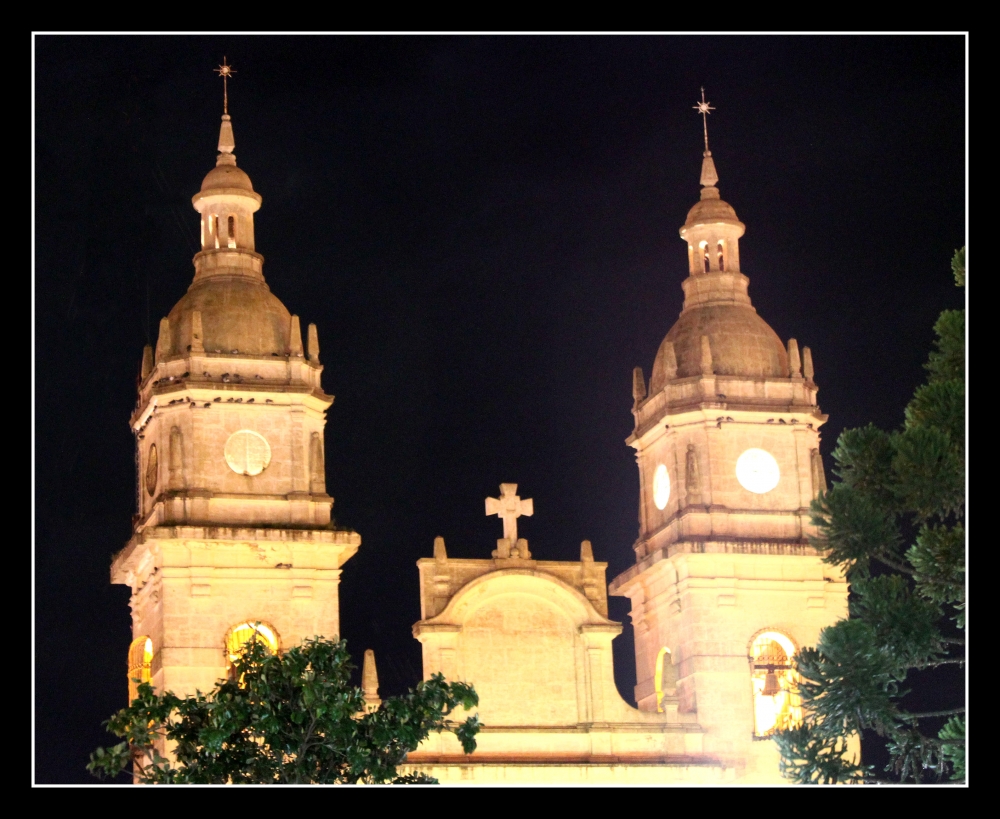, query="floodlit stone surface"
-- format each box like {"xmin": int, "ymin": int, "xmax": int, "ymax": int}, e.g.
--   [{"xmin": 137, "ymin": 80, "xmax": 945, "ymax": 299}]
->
[
  {"xmin": 113, "ymin": 113, "xmax": 358, "ymax": 707},
  {"xmin": 113, "ymin": 108, "xmax": 857, "ymax": 784},
  {"xmin": 608, "ymin": 149, "xmax": 858, "ymax": 781}
]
